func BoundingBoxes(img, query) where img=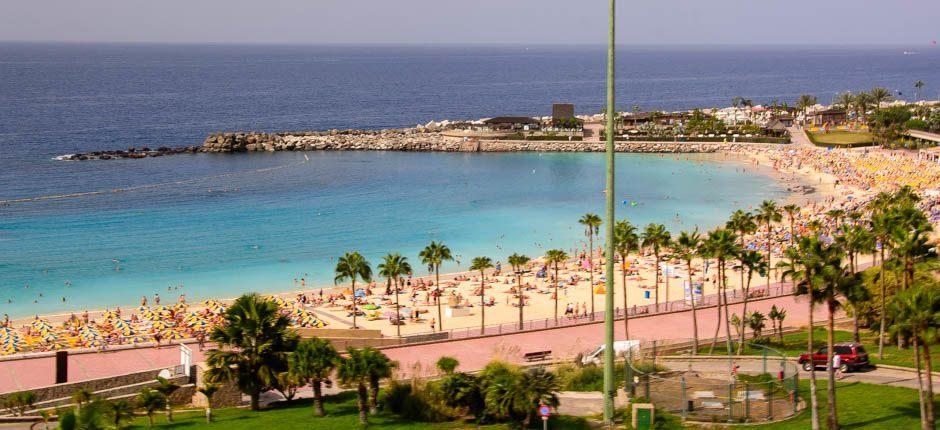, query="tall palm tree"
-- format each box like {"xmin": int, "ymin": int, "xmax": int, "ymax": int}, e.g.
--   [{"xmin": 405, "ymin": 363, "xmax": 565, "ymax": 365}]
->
[
  {"xmin": 544, "ymin": 249, "xmax": 569, "ymax": 323},
  {"xmin": 836, "ymin": 225, "xmax": 876, "ymax": 342},
  {"xmin": 756, "ymin": 200, "xmax": 782, "ymax": 290},
  {"xmin": 727, "ymin": 209, "xmax": 757, "ymax": 297},
  {"xmin": 779, "ymin": 236, "xmax": 828, "ymax": 430},
  {"xmin": 853, "ymin": 92, "xmax": 872, "ymax": 124},
  {"xmin": 337, "ymin": 348, "xmax": 372, "ymax": 425},
  {"xmin": 870, "ymin": 203, "xmax": 896, "ymax": 358},
  {"xmin": 289, "ymin": 337, "xmax": 340, "ymax": 416},
  {"xmin": 889, "ymin": 207, "xmax": 933, "ymax": 291},
  {"xmin": 796, "ymin": 94, "xmax": 818, "ymax": 126},
  {"xmin": 835, "ymin": 92, "xmax": 855, "ymax": 111},
  {"xmin": 578, "ymin": 213, "xmax": 602, "ymax": 319},
  {"xmin": 869, "ymin": 87, "xmax": 893, "ymax": 110},
  {"xmin": 641, "ymin": 223, "xmax": 671, "ymax": 311},
  {"xmin": 136, "ymin": 389, "xmax": 166, "ymax": 428},
  {"xmin": 736, "ymin": 250, "xmax": 767, "ymax": 354},
  {"xmin": 702, "ymin": 228, "xmax": 739, "ymax": 355},
  {"xmin": 673, "ymin": 229, "xmax": 702, "ymax": 352},
  {"xmin": 782, "ymin": 204, "xmax": 800, "ymax": 289},
  {"xmin": 205, "ymin": 293, "xmax": 298, "ymax": 411},
  {"xmin": 613, "ymin": 220, "xmax": 639, "ymax": 338},
  {"xmin": 420, "ymin": 241, "xmax": 453, "ymax": 331},
  {"xmin": 105, "ymin": 399, "xmax": 136, "ymax": 429},
  {"xmin": 154, "ymin": 376, "xmax": 180, "ymax": 423},
  {"xmin": 818, "ymin": 250, "xmax": 864, "ymax": 430},
  {"xmin": 508, "ymin": 253, "xmax": 531, "ymax": 329},
  {"xmin": 469, "ymin": 257, "xmax": 493, "ymax": 334},
  {"xmin": 378, "ymin": 253, "xmax": 412, "ymax": 338},
  {"xmin": 888, "ymin": 282, "xmax": 940, "ymax": 430},
  {"xmin": 914, "ymin": 80, "xmax": 925, "ymax": 102},
  {"xmin": 361, "ymin": 348, "xmax": 395, "ymax": 415},
  {"xmin": 334, "ymin": 252, "xmax": 372, "ymax": 329}
]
